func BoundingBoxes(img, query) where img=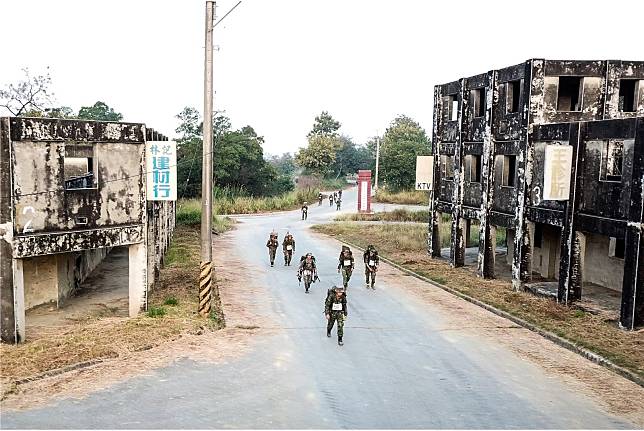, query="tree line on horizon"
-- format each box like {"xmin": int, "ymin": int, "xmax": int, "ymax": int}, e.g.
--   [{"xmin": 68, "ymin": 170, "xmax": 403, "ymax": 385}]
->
[{"xmin": 1, "ymin": 68, "xmax": 431, "ymax": 197}]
